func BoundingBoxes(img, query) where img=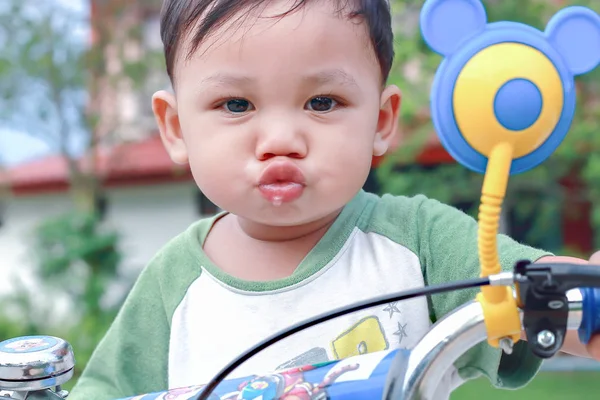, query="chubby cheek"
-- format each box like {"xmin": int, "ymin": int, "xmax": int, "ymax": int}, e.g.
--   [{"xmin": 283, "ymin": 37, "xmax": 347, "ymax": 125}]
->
[
  {"xmin": 323, "ymin": 147, "xmax": 372, "ymax": 196},
  {"xmin": 313, "ymin": 147, "xmax": 372, "ymax": 220},
  {"xmin": 181, "ymin": 123, "xmax": 250, "ymax": 209},
  {"xmin": 314, "ymin": 119, "xmax": 377, "ymax": 187},
  {"xmin": 191, "ymin": 167, "xmax": 254, "ymax": 221},
  {"xmin": 189, "ymin": 152, "xmax": 244, "ymax": 210}
]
